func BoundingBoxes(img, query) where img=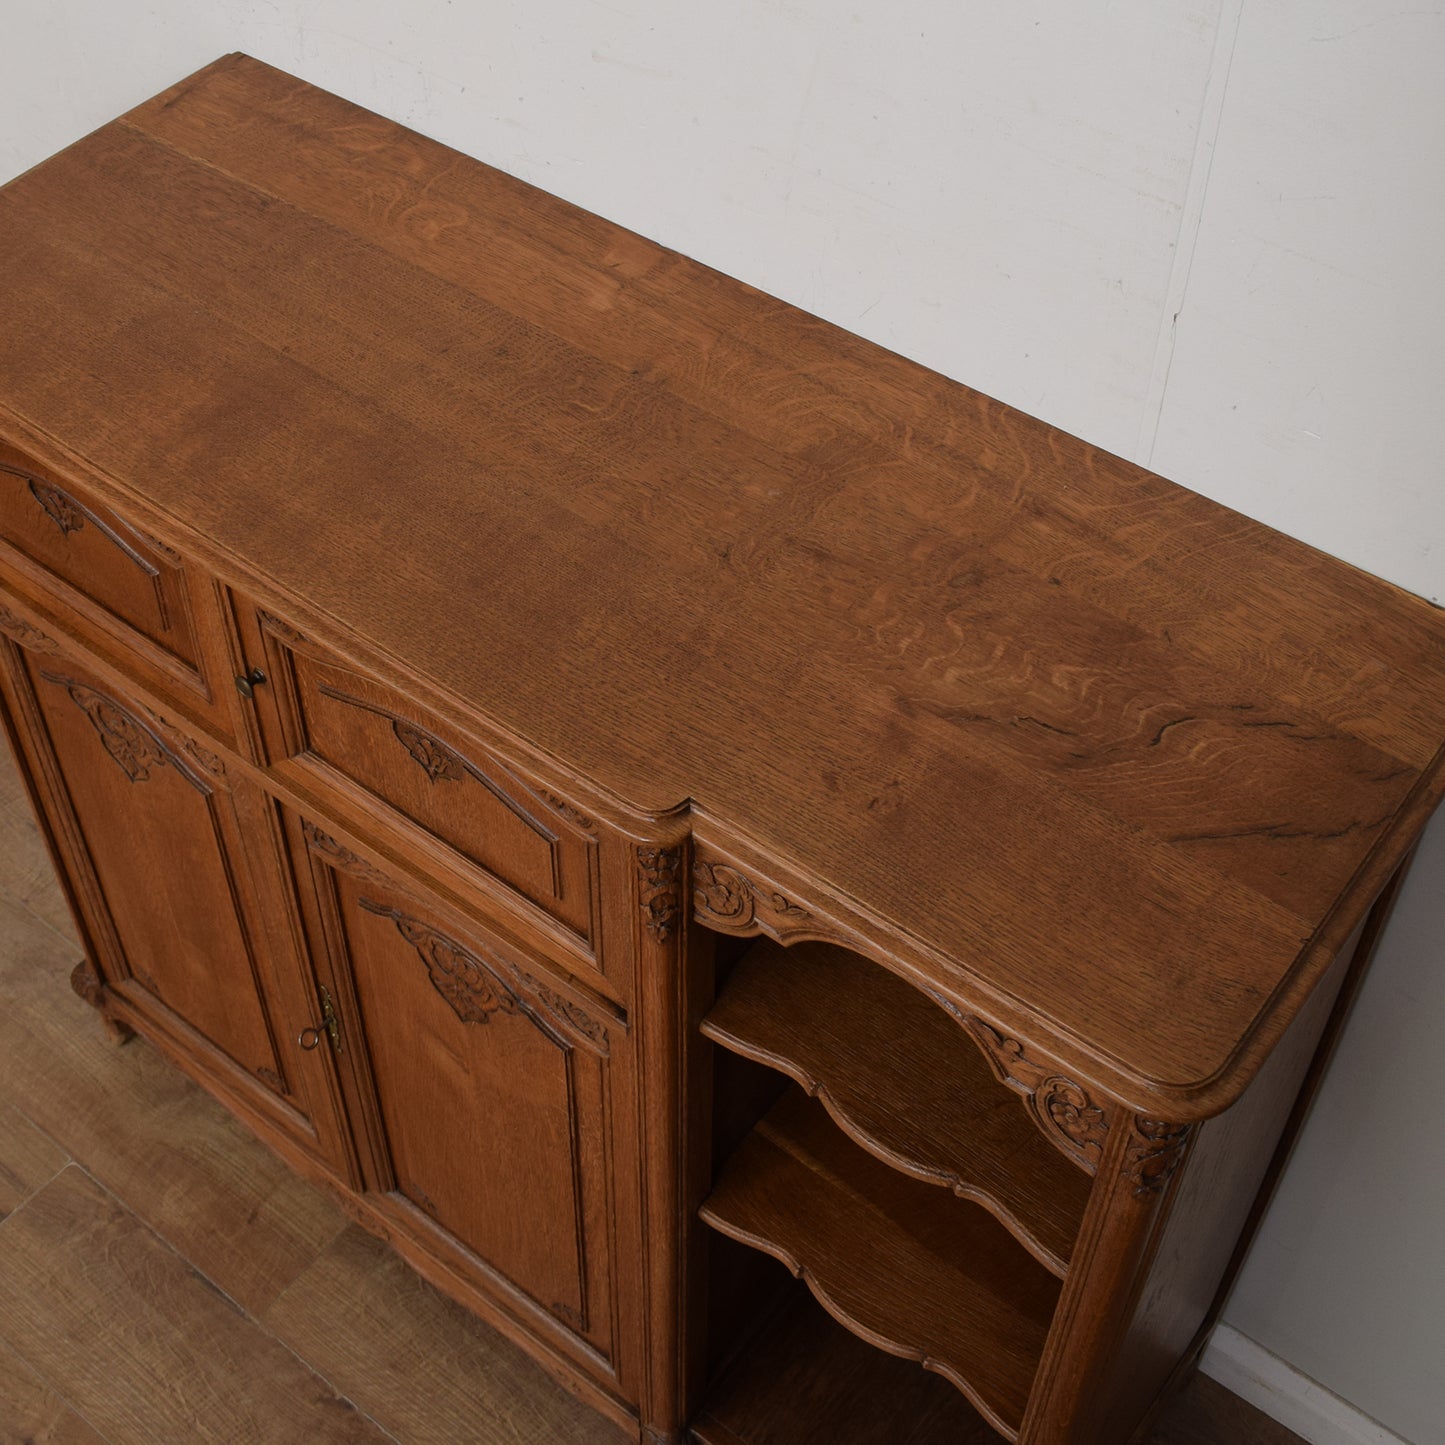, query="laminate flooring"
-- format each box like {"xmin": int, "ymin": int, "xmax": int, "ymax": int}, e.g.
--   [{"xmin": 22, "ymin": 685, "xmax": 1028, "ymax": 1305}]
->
[{"xmin": 0, "ymin": 741, "xmax": 1308, "ymax": 1445}]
